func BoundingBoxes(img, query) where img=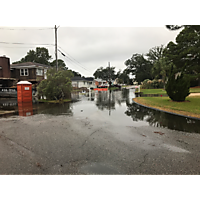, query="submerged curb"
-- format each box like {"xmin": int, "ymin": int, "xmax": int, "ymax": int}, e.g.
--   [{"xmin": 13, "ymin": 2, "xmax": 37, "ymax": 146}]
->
[{"xmin": 132, "ymin": 98, "xmax": 200, "ymax": 121}]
